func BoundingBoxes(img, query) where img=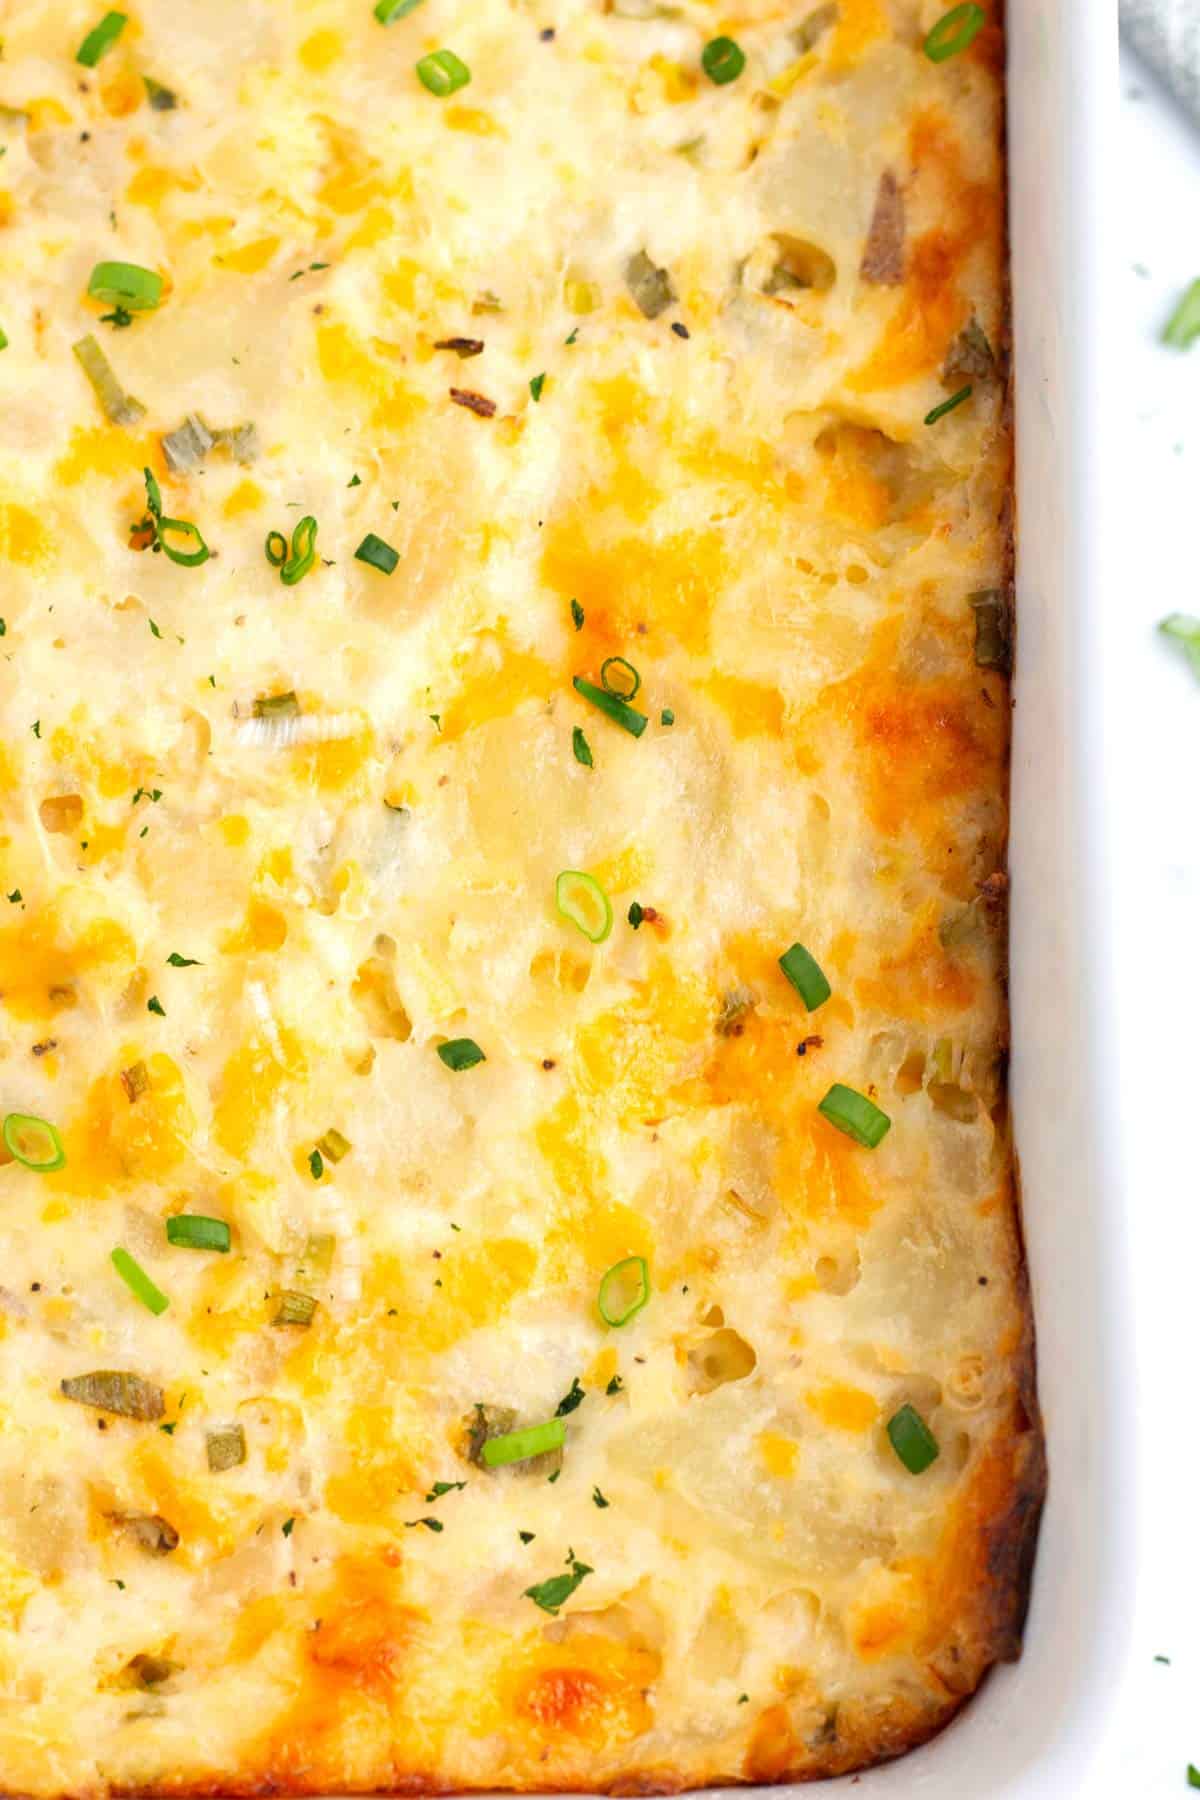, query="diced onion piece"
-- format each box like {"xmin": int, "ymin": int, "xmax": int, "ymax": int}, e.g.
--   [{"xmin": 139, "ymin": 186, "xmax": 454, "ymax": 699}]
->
[
  {"xmin": 60, "ymin": 1371, "xmax": 165, "ymax": 1420},
  {"xmin": 72, "ymin": 334, "xmax": 145, "ymax": 426},
  {"xmin": 273, "ymin": 1289, "xmax": 317, "ymax": 1328},
  {"xmin": 205, "ymin": 1423, "xmax": 246, "ymax": 1472}
]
